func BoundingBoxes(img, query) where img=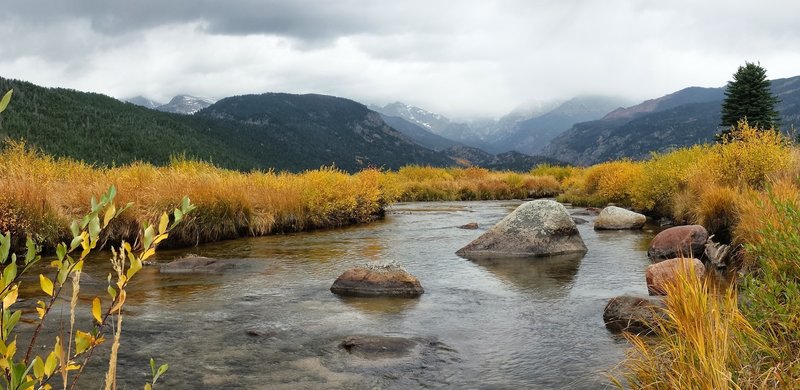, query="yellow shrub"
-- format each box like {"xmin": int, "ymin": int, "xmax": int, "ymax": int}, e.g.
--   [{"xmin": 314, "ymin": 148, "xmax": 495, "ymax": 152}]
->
[
  {"xmin": 397, "ymin": 165, "xmax": 453, "ymax": 182},
  {"xmin": 530, "ymin": 164, "xmax": 575, "ymax": 182},
  {"xmin": 707, "ymin": 120, "xmax": 791, "ymax": 189},
  {"xmin": 735, "ymin": 177, "xmax": 800, "ymax": 269},
  {"xmin": 629, "ymin": 145, "xmax": 712, "ymax": 215}
]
